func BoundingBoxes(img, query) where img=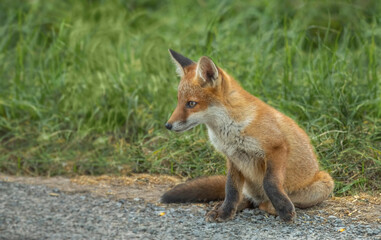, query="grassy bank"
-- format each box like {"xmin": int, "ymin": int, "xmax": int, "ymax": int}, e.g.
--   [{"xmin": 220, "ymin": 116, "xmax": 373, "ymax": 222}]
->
[{"xmin": 0, "ymin": 0, "xmax": 380, "ymax": 195}]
